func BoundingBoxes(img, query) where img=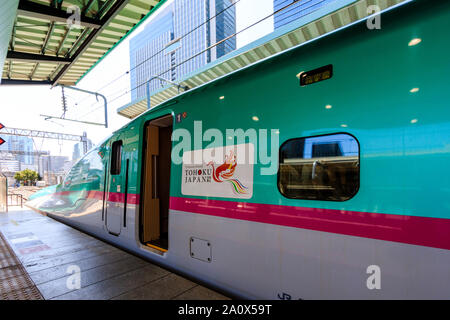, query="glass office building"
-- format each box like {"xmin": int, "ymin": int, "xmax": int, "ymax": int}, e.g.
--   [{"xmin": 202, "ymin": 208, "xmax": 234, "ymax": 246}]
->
[
  {"xmin": 72, "ymin": 139, "xmax": 94, "ymax": 161},
  {"xmin": 0, "ymin": 135, "xmax": 34, "ymax": 165},
  {"xmin": 130, "ymin": 0, "xmax": 236, "ymax": 100},
  {"xmin": 274, "ymin": 0, "xmax": 335, "ymax": 29}
]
